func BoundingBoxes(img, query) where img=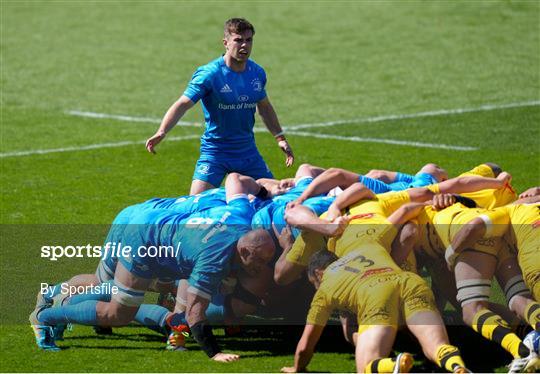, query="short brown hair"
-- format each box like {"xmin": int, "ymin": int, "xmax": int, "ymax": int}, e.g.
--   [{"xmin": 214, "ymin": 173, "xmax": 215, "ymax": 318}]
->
[{"xmin": 224, "ymin": 18, "xmax": 255, "ymax": 37}]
